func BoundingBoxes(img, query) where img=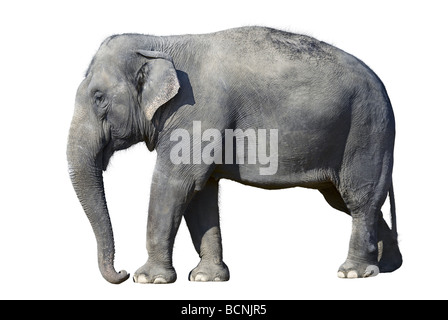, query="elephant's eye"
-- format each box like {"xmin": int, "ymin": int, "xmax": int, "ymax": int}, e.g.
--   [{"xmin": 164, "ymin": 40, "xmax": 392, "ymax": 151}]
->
[
  {"xmin": 94, "ymin": 91, "xmax": 106, "ymax": 107},
  {"xmin": 93, "ymin": 91, "xmax": 109, "ymax": 120}
]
